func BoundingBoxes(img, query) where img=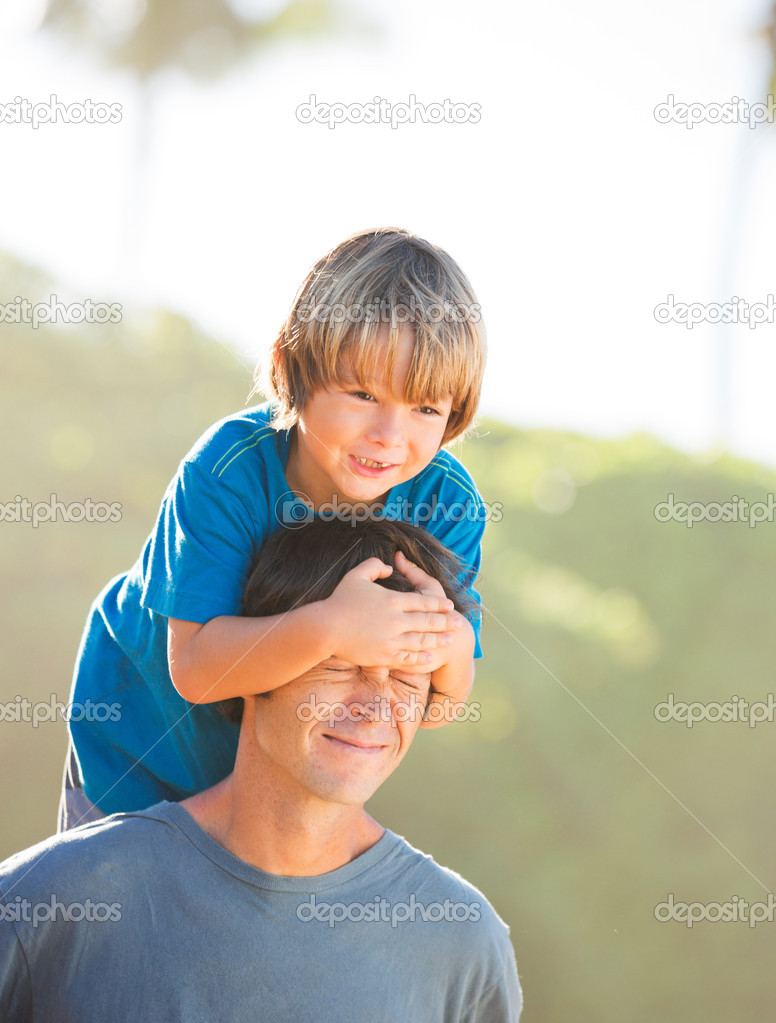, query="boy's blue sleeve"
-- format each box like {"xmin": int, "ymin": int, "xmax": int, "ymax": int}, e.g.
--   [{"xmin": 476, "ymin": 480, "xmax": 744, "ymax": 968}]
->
[
  {"xmin": 429, "ymin": 496, "xmax": 485, "ymax": 659},
  {"xmin": 140, "ymin": 461, "xmax": 264, "ymax": 624},
  {"xmin": 409, "ymin": 455, "xmax": 487, "ymax": 659}
]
